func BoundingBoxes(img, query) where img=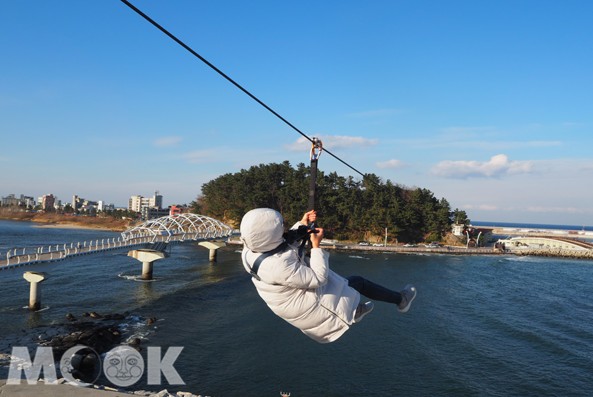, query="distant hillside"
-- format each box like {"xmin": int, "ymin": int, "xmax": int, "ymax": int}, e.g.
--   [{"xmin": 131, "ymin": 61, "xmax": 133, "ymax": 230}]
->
[{"xmin": 0, "ymin": 208, "xmax": 133, "ymax": 231}]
